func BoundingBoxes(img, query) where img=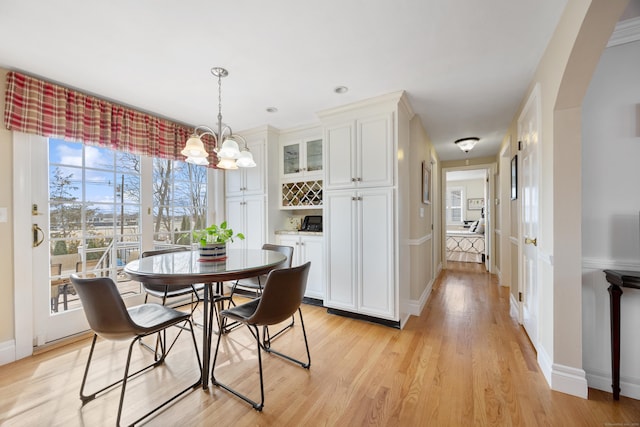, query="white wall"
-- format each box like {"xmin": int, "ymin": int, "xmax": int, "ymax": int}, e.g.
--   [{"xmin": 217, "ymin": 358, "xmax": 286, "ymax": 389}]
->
[{"xmin": 582, "ymin": 35, "xmax": 640, "ymax": 398}]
